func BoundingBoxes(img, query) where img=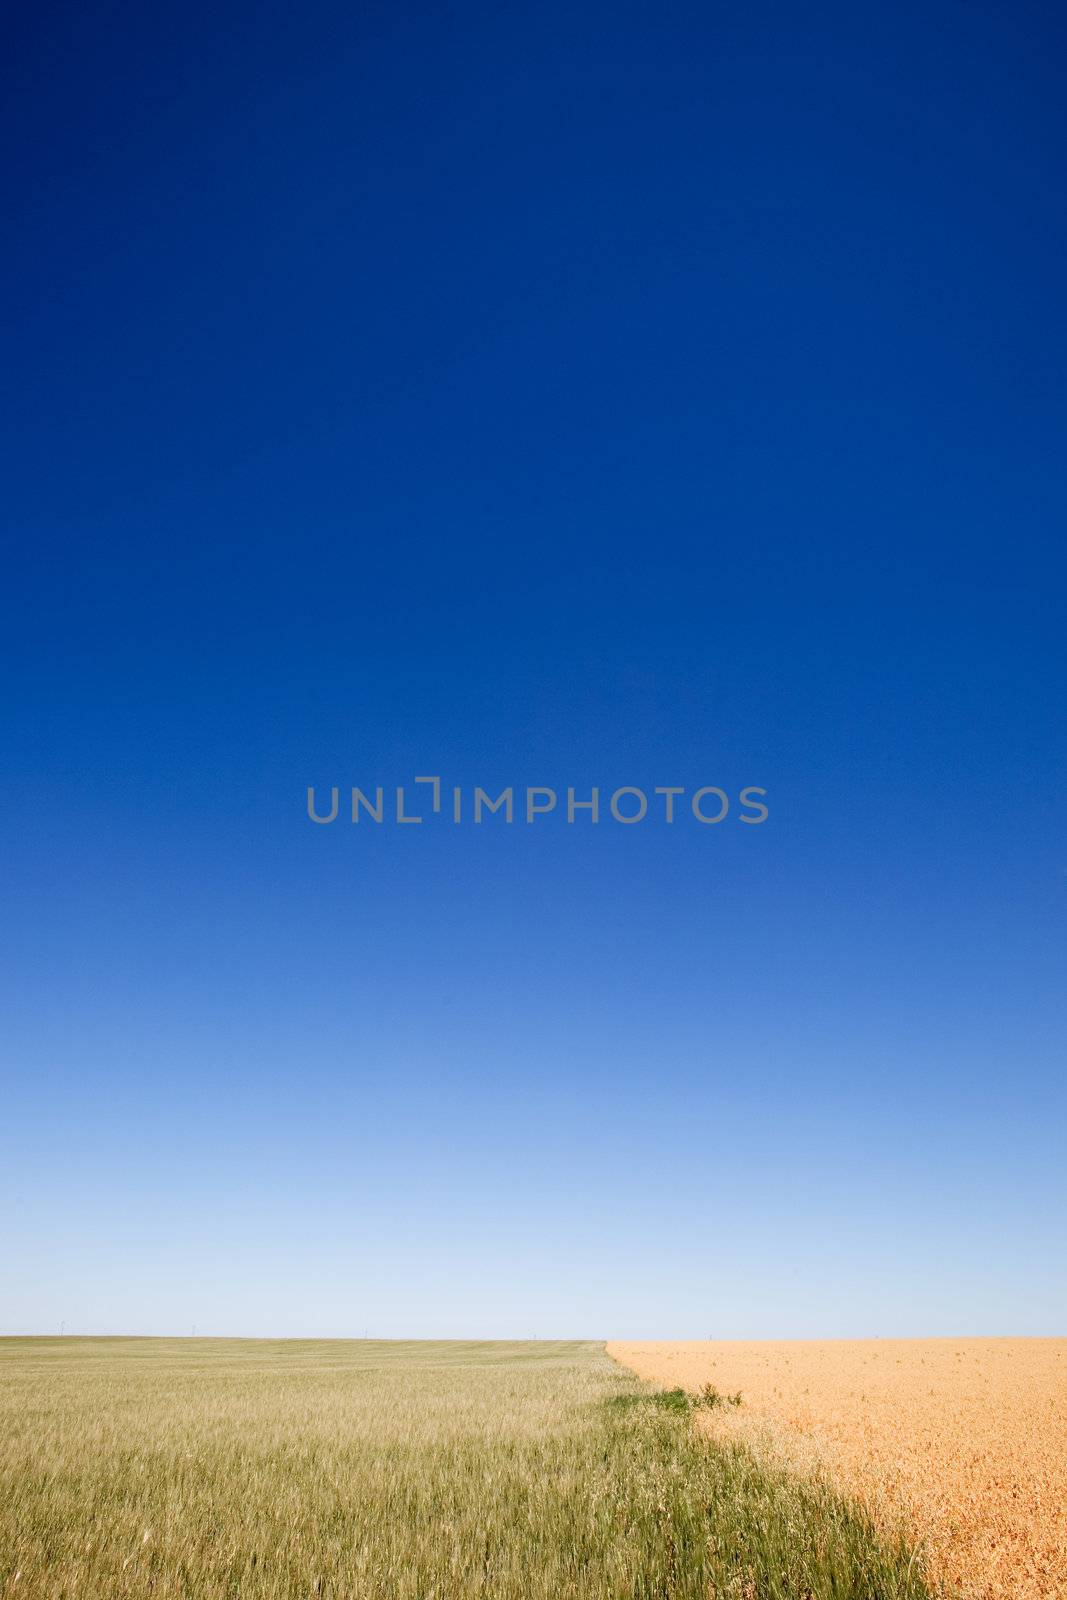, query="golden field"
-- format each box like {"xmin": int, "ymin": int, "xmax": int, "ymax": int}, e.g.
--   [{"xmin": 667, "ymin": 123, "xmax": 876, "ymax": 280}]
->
[{"xmin": 607, "ymin": 1339, "xmax": 1067, "ymax": 1600}]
